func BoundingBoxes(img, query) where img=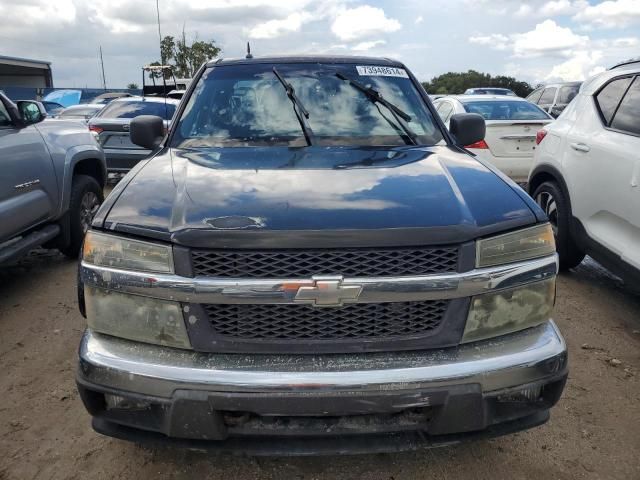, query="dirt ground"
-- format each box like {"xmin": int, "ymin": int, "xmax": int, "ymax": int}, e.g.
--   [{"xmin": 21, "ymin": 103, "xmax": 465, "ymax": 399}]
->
[{"xmin": 1, "ymin": 248, "xmax": 639, "ymax": 479}]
